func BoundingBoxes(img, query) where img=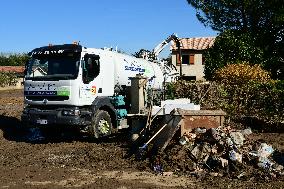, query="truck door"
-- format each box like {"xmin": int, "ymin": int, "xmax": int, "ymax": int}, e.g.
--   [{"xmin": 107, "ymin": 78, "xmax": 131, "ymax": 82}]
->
[{"xmin": 80, "ymin": 54, "xmax": 102, "ymax": 104}]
